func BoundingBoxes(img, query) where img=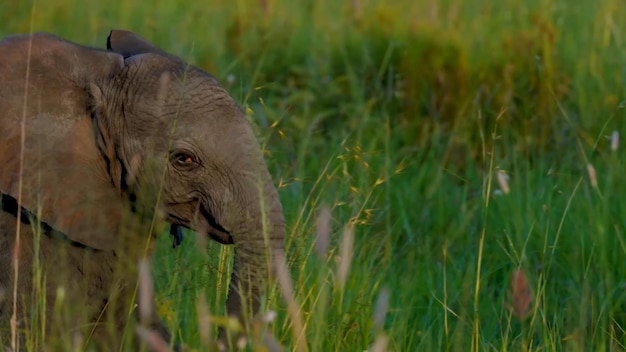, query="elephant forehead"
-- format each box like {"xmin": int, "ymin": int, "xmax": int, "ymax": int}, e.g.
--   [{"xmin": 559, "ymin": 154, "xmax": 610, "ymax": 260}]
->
[
  {"xmin": 135, "ymin": 67, "xmax": 255, "ymax": 148},
  {"xmin": 172, "ymin": 95, "xmax": 250, "ymax": 136},
  {"xmin": 151, "ymin": 80, "xmax": 241, "ymax": 123},
  {"xmin": 178, "ymin": 83, "xmax": 238, "ymax": 115},
  {"xmin": 182, "ymin": 115, "xmax": 255, "ymax": 156}
]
